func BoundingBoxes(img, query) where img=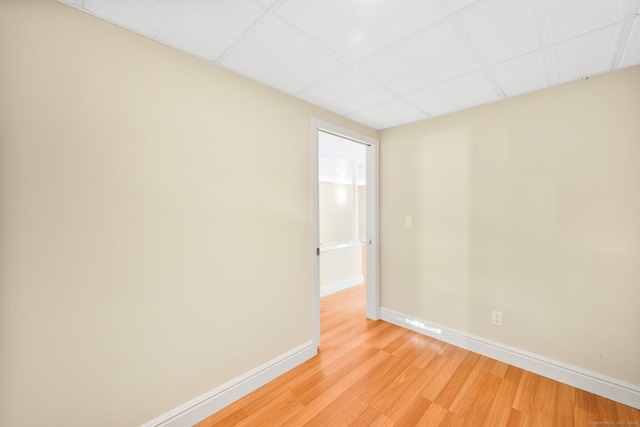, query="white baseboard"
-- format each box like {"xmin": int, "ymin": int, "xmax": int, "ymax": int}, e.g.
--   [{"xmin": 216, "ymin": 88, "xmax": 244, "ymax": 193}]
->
[
  {"xmin": 140, "ymin": 341, "xmax": 317, "ymax": 427},
  {"xmin": 380, "ymin": 307, "xmax": 640, "ymax": 410},
  {"xmin": 320, "ymin": 275, "xmax": 364, "ymax": 297}
]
